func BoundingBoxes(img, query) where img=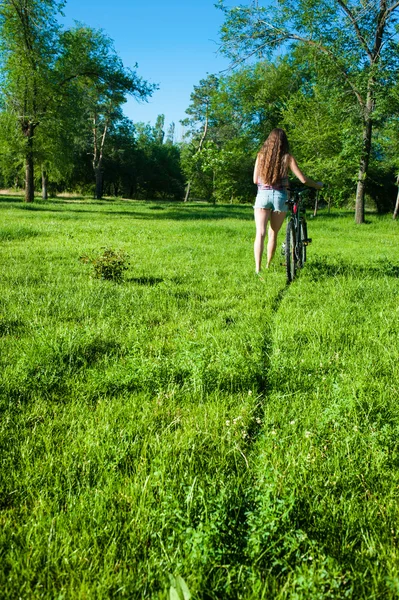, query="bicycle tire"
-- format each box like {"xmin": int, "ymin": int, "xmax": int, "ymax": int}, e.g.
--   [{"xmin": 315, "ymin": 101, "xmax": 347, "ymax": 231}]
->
[
  {"xmin": 299, "ymin": 219, "xmax": 307, "ymax": 266},
  {"xmin": 285, "ymin": 219, "xmax": 296, "ymax": 282}
]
